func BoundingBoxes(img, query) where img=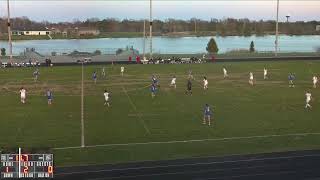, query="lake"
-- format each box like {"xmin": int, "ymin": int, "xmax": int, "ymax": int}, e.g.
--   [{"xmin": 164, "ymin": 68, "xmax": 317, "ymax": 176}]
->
[{"xmin": 0, "ymin": 35, "xmax": 319, "ymax": 55}]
